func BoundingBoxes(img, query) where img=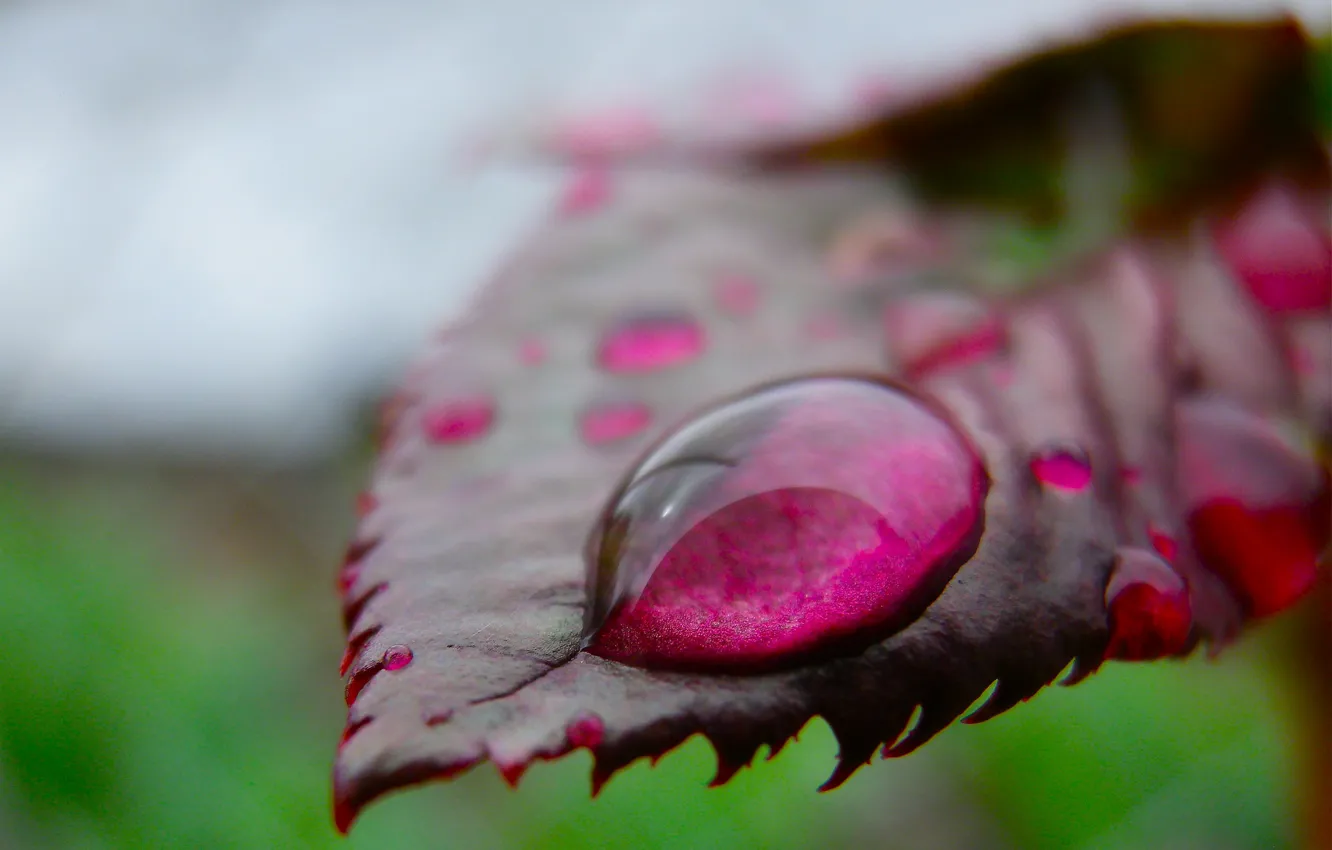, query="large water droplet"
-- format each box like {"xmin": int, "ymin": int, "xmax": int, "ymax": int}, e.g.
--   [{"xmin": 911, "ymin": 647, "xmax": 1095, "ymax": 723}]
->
[
  {"xmin": 581, "ymin": 376, "xmax": 987, "ymax": 672},
  {"xmin": 596, "ymin": 312, "xmax": 706, "ymax": 374}
]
